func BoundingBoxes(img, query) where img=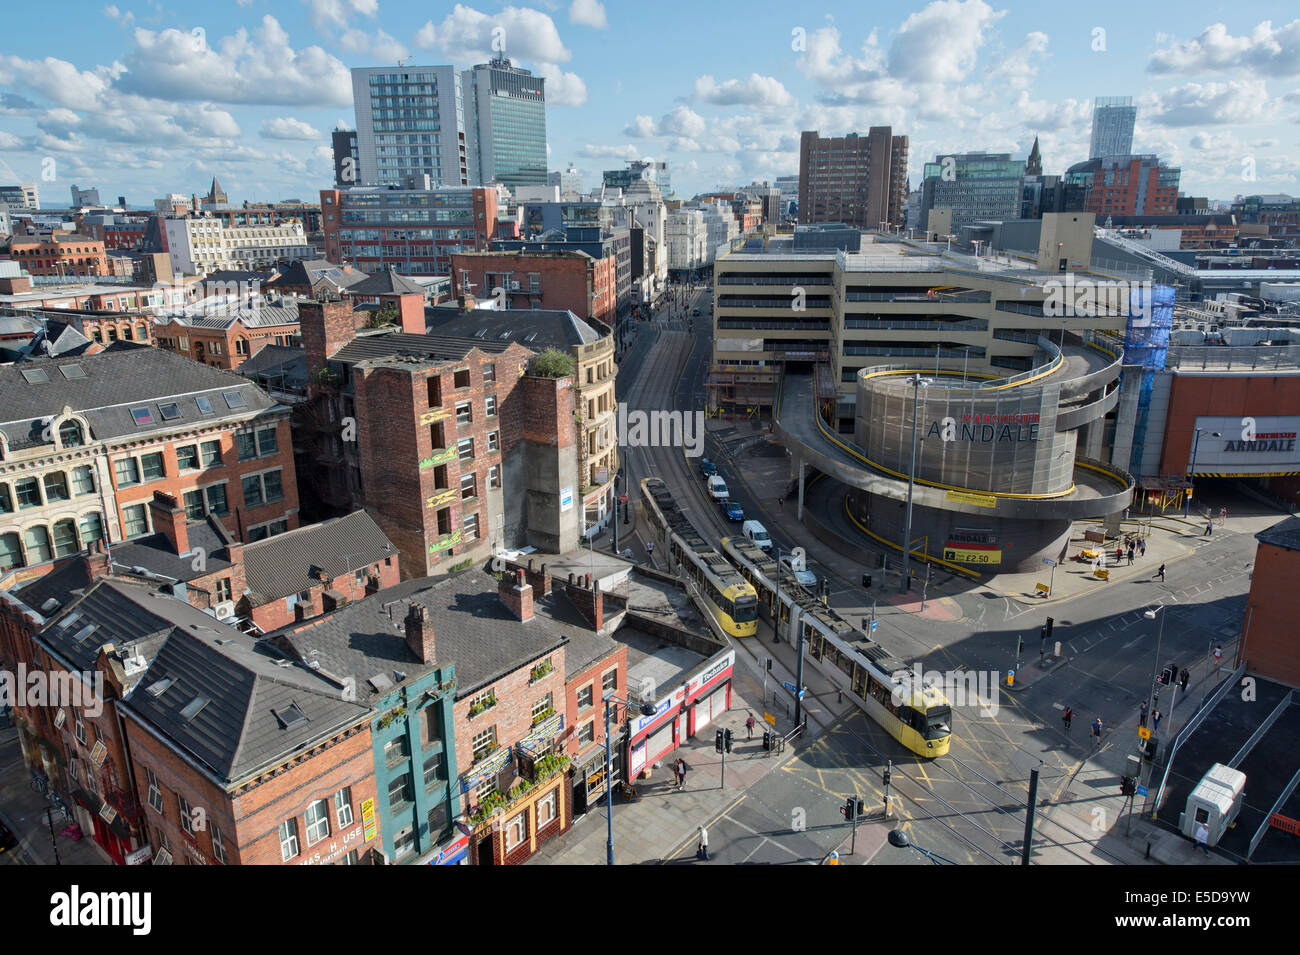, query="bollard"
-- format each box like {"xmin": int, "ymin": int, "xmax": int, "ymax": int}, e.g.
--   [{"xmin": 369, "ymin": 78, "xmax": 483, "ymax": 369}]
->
[{"xmin": 1007, "ymin": 669, "xmax": 1015, "ymax": 687}]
